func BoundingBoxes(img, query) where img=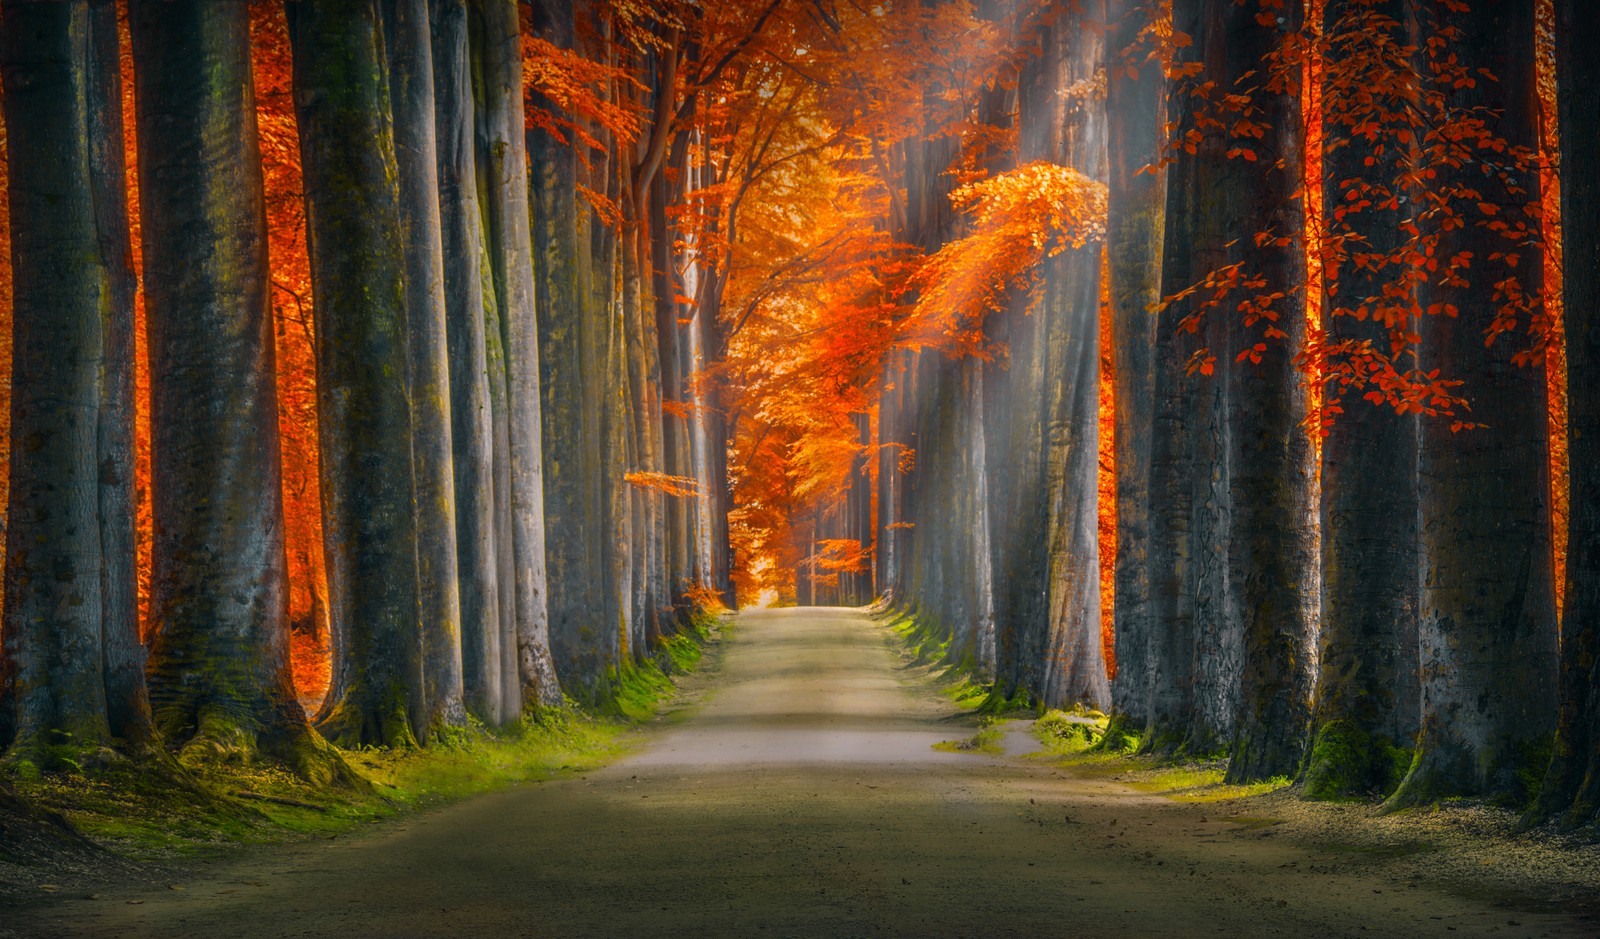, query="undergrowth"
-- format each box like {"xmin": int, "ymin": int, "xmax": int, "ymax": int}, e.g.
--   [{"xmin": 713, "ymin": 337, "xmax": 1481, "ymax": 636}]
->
[{"xmin": 4, "ymin": 613, "xmax": 725, "ymax": 860}]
